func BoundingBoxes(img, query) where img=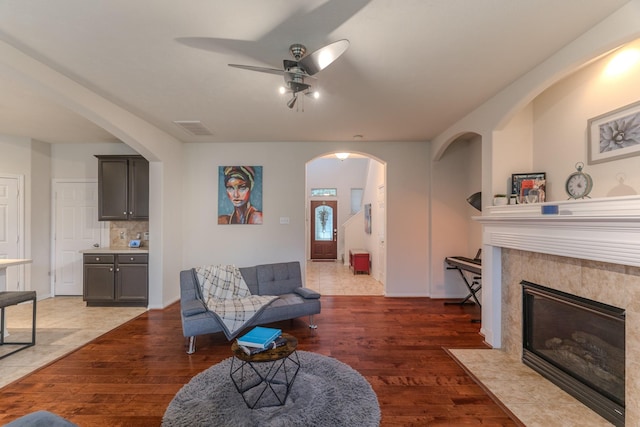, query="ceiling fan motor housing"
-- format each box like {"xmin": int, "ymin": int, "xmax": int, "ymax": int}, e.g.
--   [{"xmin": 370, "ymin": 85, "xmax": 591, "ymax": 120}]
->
[
  {"xmin": 288, "ymin": 81, "xmax": 310, "ymax": 93},
  {"xmin": 289, "ymin": 44, "xmax": 307, "ymax": 60}
]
